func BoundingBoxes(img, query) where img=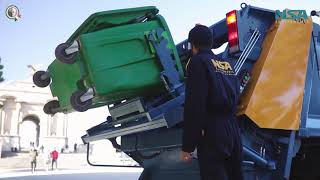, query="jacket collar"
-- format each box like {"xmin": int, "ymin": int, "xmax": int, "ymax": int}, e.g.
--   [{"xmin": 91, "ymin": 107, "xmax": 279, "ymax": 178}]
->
[{"xmin": 197, "ymin": 48, "xmax": 213, "ymax": 54}]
